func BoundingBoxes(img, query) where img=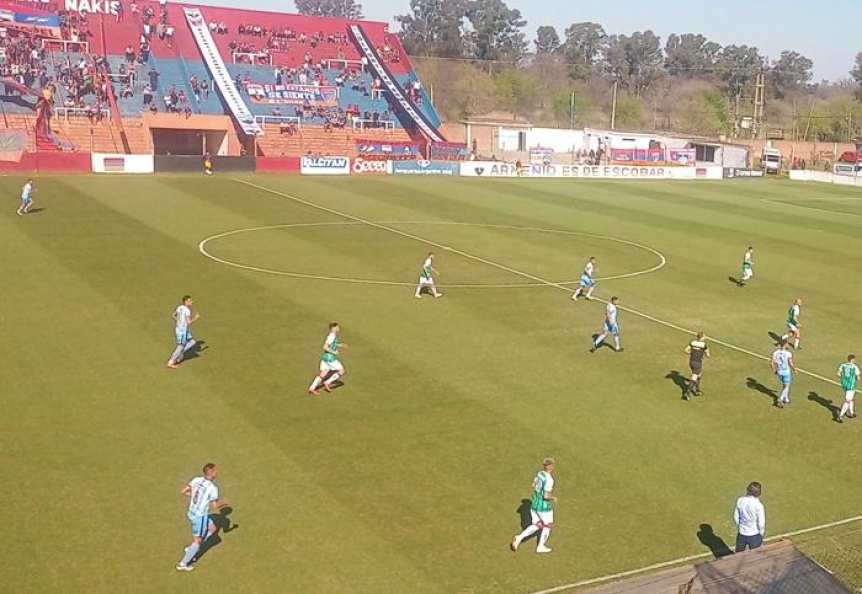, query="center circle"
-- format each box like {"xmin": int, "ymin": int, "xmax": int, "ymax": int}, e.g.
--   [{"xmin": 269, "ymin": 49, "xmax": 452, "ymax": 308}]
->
[{"xmin": 198, "ymin": 221, "xmax": 666, "ymax": 288}]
